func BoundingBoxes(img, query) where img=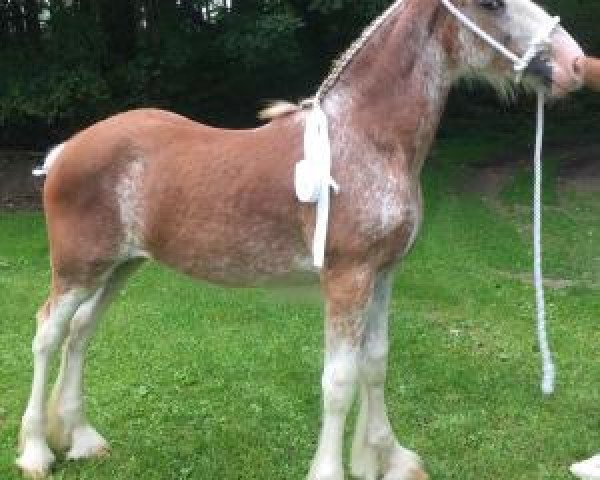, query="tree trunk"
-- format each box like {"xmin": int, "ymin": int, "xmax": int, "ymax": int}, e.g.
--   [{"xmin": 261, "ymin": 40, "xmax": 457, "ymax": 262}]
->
[
  {"xmin": 23, "ymin": 0, "xmax": 40, "ymax": 44},
  {"xmin": 9, "ymin": 1, "xmax": 25, "ymax": 38}
]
